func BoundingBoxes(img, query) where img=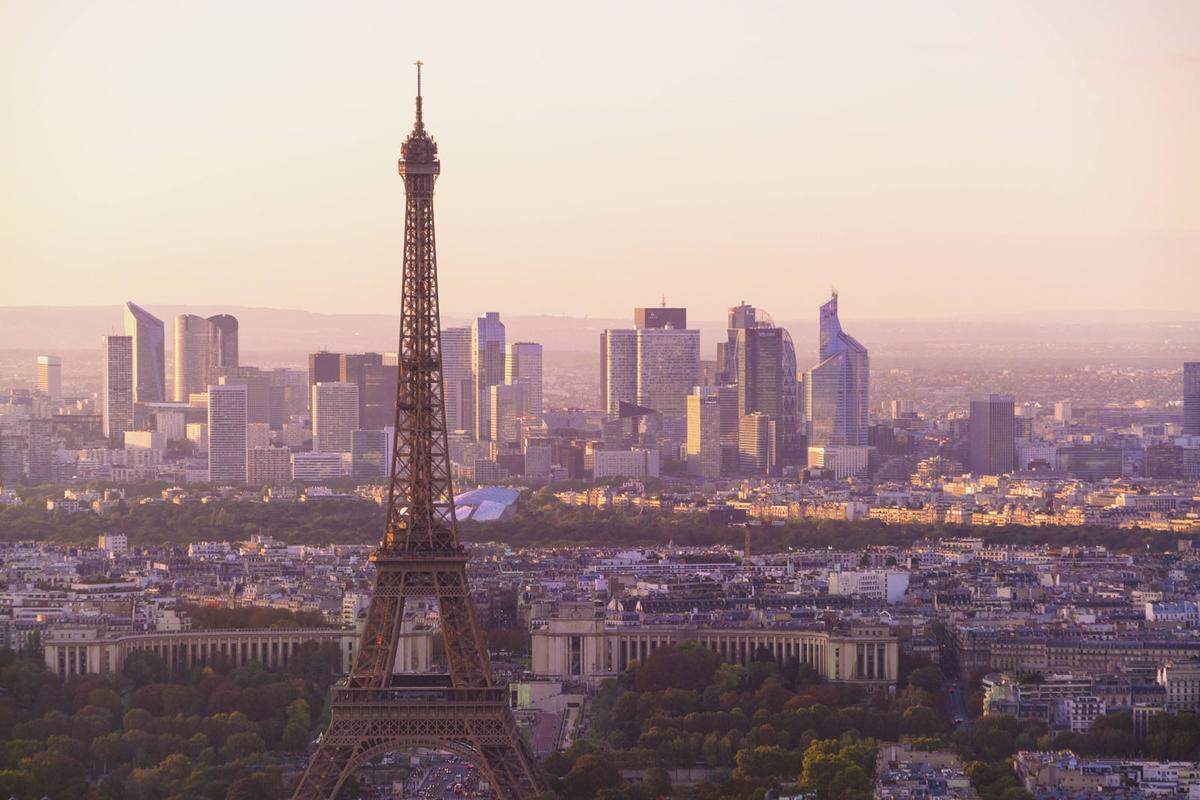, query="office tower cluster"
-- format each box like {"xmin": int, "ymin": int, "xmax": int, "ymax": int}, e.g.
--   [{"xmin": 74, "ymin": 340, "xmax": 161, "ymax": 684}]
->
[
  {"xmin": 803, "ymin": 292, "xmax": 870, "ymax": 479},
  {"xmin": 174, "ymin": 313, "xmax": 238, "ymax": 402},
  {"xmin": 619, "ymin": 293, "xmax": 873, "ymax": 482},
  {"xmin": 301, "ymin": 315, "xmax": 546, "ymax": 486}
]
